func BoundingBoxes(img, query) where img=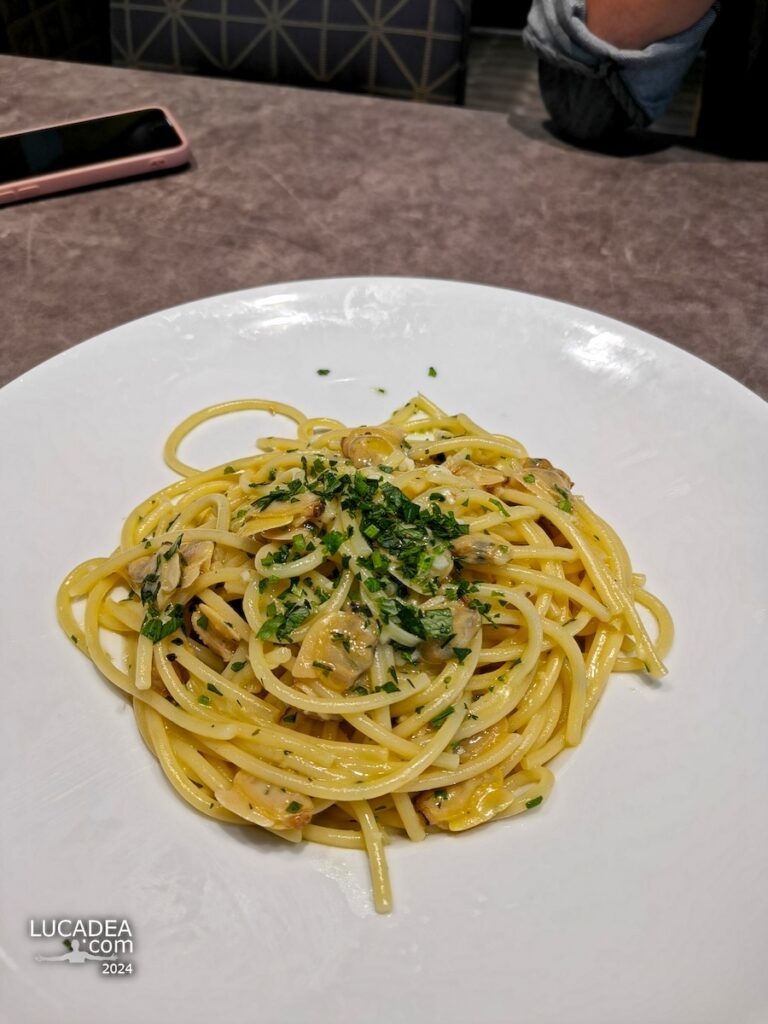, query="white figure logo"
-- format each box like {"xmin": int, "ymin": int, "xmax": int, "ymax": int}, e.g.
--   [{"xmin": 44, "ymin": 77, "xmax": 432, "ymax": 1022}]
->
[{"xmin": 35, "ymin": 939, "xmax": 116, "ymax": 964}]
